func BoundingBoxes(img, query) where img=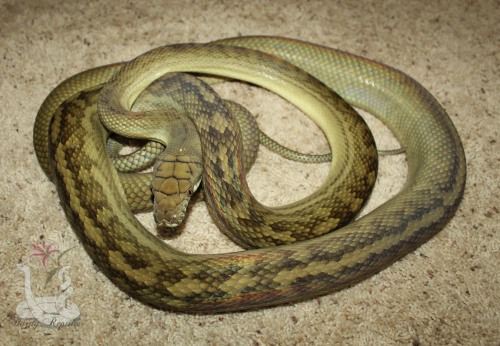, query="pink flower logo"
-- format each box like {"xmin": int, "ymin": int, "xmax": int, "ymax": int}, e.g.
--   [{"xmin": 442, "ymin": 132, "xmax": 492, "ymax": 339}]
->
[
  {"xmin": 31, "ymin": 241, "xmax": 59, "ymax": 269},
  {"xmin": 29, "ymin": 241, "xmax": 75, "ymax": 285}
]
